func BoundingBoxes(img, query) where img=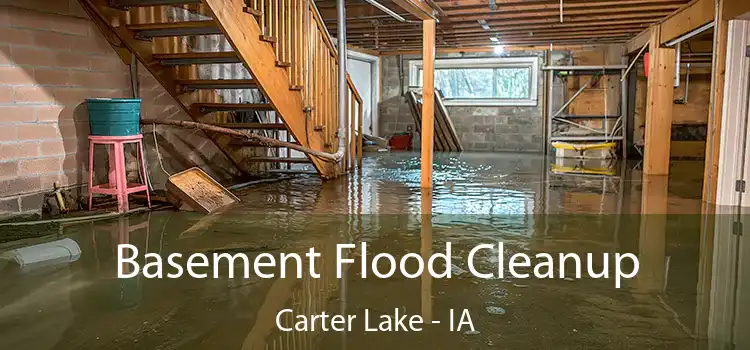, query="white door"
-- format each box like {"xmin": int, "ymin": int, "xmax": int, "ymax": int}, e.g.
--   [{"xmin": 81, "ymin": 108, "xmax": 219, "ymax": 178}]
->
[{"xmin": 347, "ymin": 58, "xmax": 373, "ymax": 135}]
